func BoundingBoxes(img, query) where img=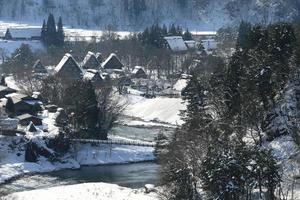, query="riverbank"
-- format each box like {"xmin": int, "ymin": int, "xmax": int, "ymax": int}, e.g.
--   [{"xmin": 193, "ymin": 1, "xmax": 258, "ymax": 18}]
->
[
  {"xmin": 1, "ymin": 182, "xmax": 158, "ymax": 200},
  {"xmin": 0, "ymin": 136, "xmax": 155, "ymax": 185}
]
